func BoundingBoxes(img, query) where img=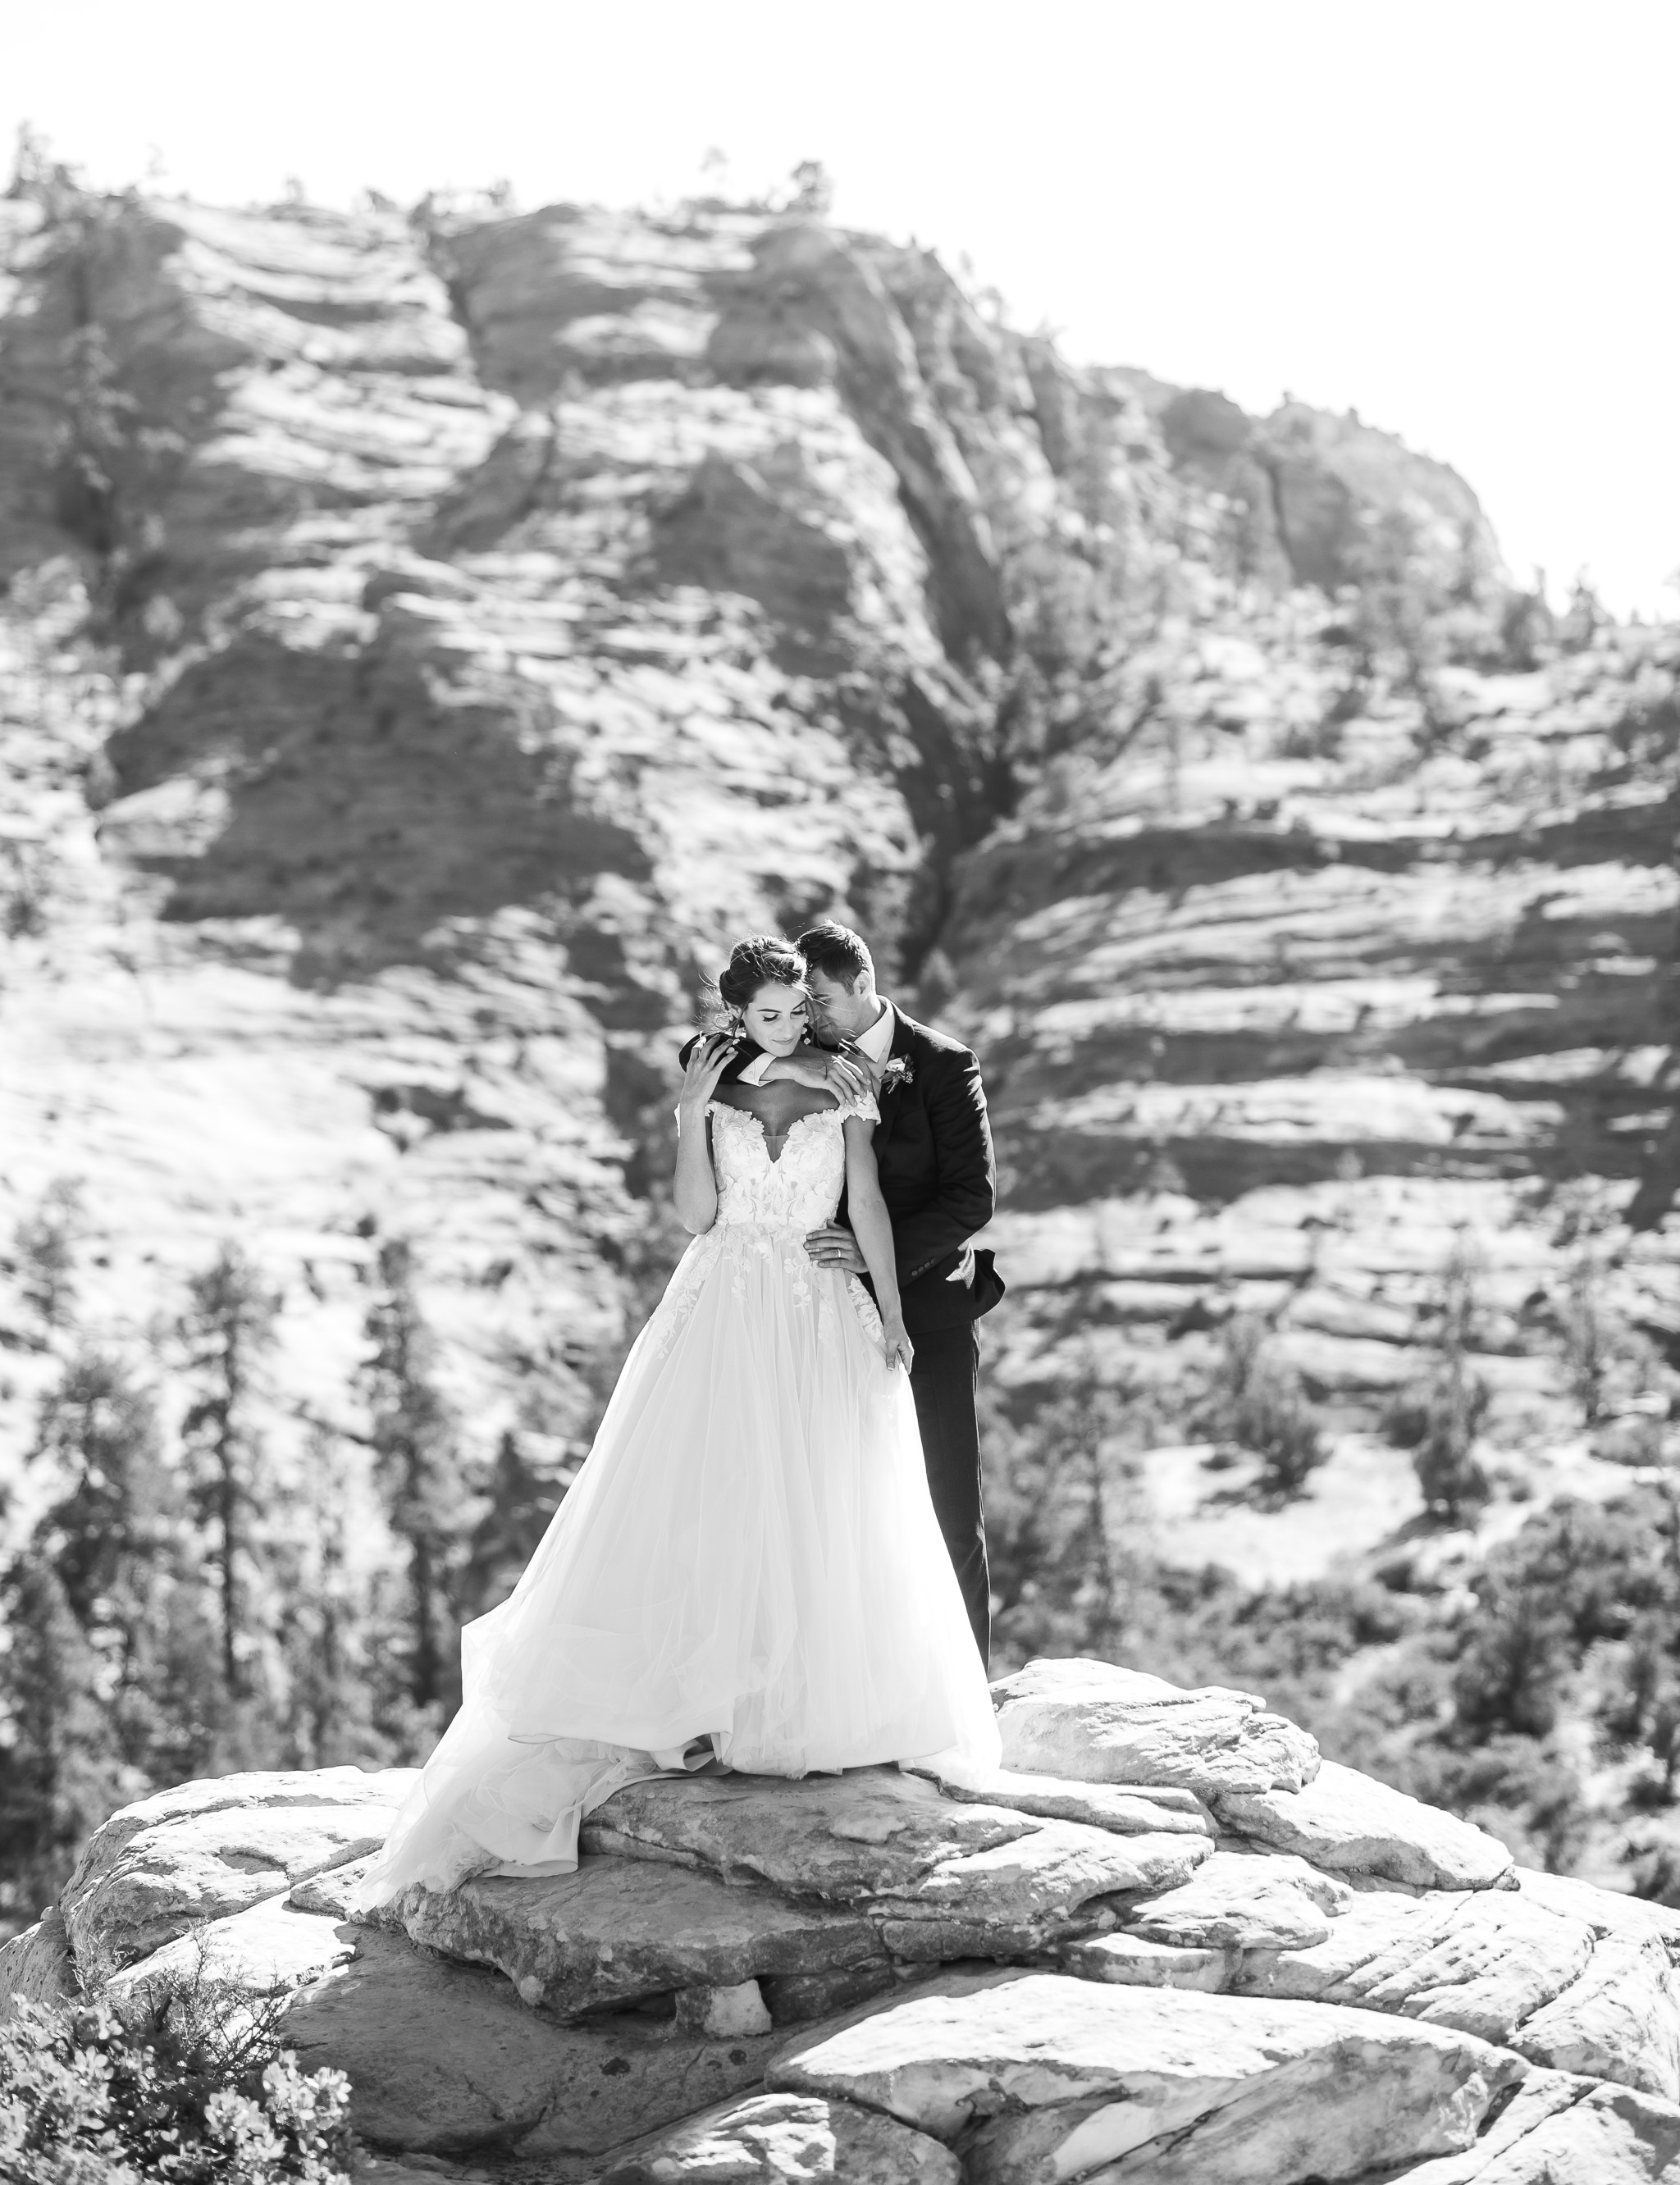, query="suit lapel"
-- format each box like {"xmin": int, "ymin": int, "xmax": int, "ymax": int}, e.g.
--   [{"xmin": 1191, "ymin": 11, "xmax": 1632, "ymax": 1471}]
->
[{"xmin": 872, "ymin": 1004, "xmax": 918, "ymax": 1150}]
